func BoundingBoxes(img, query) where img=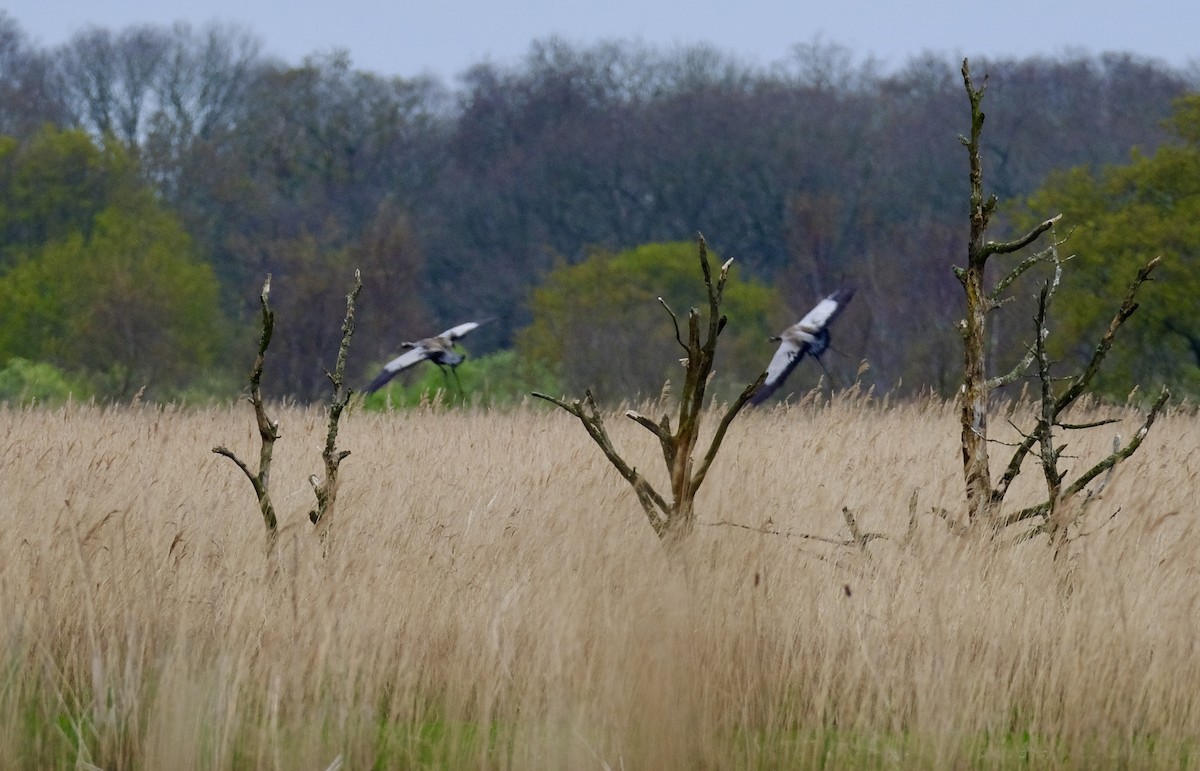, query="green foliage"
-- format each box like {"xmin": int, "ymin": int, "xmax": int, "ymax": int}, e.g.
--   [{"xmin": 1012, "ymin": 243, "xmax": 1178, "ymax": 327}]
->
[
  {"xmin": 361, "ymin": 349, "xmax": 561, "ymax": 410},
  {"xmin": 1017, "ymin": 94, "xmax": 1200, "ymax": 400},
  {"xmin": 0, "ymin": 127, "xmax": 144, "ymax": 266},
  {"xmin": 518, "ymin": 241, "xmax": 782, "ymax": 401},
  {"xmin": 0, "ymin": 128, "xmax": 229, "ymax": 398},
  {"xmin": 0, "ymin": 358, "xmax": 86, "ymax": 404}
]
